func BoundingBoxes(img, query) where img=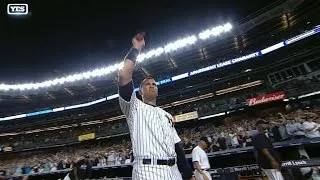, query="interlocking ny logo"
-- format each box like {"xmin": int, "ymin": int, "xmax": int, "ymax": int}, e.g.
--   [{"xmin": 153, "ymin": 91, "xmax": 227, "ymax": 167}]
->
[{"xmin": 7, "ymin": 4, "xmax": 28, "ymax": 15}]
